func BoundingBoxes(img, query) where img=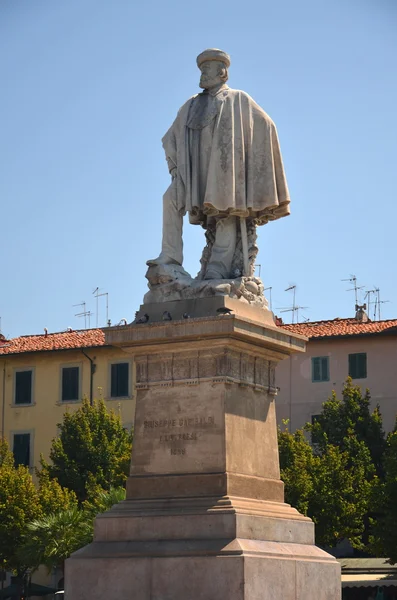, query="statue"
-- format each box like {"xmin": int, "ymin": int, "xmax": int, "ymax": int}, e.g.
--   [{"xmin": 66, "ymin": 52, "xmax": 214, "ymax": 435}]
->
[{"xmin": 145, "ymin": 49, "xmax": 290, "ymax": 307}]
